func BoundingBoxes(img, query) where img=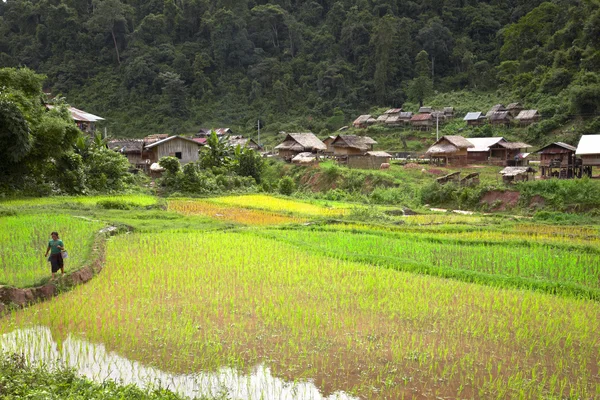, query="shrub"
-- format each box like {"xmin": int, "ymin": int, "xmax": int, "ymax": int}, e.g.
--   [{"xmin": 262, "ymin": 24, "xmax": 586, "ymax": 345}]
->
[{"xmin": 278, "ymin": 176, "xmax": 295, "ymax": 195}]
